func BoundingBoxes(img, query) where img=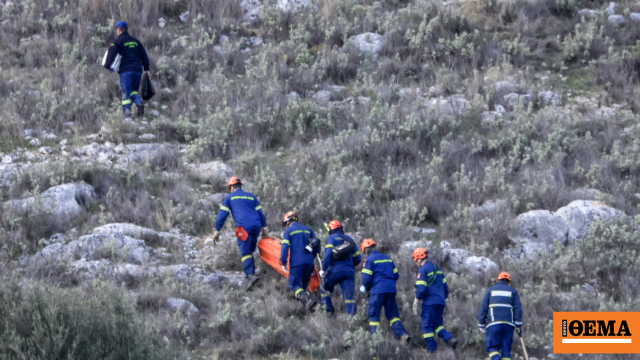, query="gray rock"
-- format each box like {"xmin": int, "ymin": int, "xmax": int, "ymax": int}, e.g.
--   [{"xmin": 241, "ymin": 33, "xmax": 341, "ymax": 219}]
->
[
  {"xmin": 608, "ymin": 15, "xmax": 626, "ymax": 24},
  {"xmin": 29, "ymin": 138, "xmax": 41, "ymax": 146},
  {"xmin": 409, "ymin": 226, "xmax": 436, "ymax": 235},
  {"xmin": 495, "ymin": 80, "xmax": 515, "ymax": 93},
  {"xmin": 240, "ymin": 0, "xmax": 262, "ymax": 23},
  {"xmin": 179, "ymin": 11, "xmax": 189, "ymax": 23},
  {"xmin": 463, "ymin": 256, "xmax": 498, "ymax": 275},
  {"xmin": 503, "ymin": 240, "xmax": 545, "ymax": 261},
  {"xmin": 287, "ymin": 92, "xmax": 300, "ymax": 101},
  {"xmin": 538, "ymin": 90, "xmax": 560, "ymax": 107},
  {"xmin": 158, "ymin": 17, "xmax": 166, "ymax": 28},
  {"xmin": 555, "ymin": 200, "xmax": 622, "ymax": 242},
  {"xmin": 2, "ymin": 155, "xmax": 12, "ymax": 164},
  {"xmin": 400, "ymin": 240, "xmax": 432, "ymax": 252},
  {"xmin": 438, "ymin": 241, "xmax": 470, "ymax": 273},
  {"xmin": 192, "ymin": 161, "xmax": 234, "ymax": 182},
  {"xmin": 151, "ymin": 110, "xmax": 160, "ymax": 117},
  {"xmin": 607, "ymin": 2, "xmax": 618, "ymax": 15},
  {"xmin": 5, "ymin": 182, "xmax": 96, "ymax": 226},
  {"xmin": 312, "ymin": 90, "xmax": 331, "ymax": 104},
  {"xmin": 511, "ymin": 210, "xmax": 569, "ymax": 248},
  {"xmin": 92, "ymin": 223, "xmax": 197, "ymax": 252},
  {"xmin": 398, "ymin": 88, "xmax": 418, "ymax": 103},
  {"xmin": 219, "ymin": 35, "xmax": 229, "ymax": 44},
  {"xmin": 630, "ymin": 12, "xmax": 640, "ymax": 21},
  {"xmin": 504, "ymin": 93, "xmax": 531, "ymax": 108},
  {"xmin": 423, "ymin": 95, "xmax": 468, "ymax": 117},
  {"xmin": 138, "ymin": 134, "xmax": 157, "ymax": 140},
  {"xmin": 495, "ymin": 105, "xmax": 506, "ymax": 114},
  {"xmin": 428, "ymin": 84, "xmax": 444, "ymax": 98},
  {"xmin": 350, "ymin": 33, "xmax": 385, "ymax": 57},
  {"xmin": 167, "ymin": 297, "xmax": 199, "ymax": 314},
  {"xmin": 245, "ymin": 37, "xmax": 262, "ymax": 47},
  {"xmin": 578, "ymin": 9, "xmax": 596, "ymax": 18},
  {"xmin": 277, "ymin": 0, "xmax": 309, "ymax": 11}
]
